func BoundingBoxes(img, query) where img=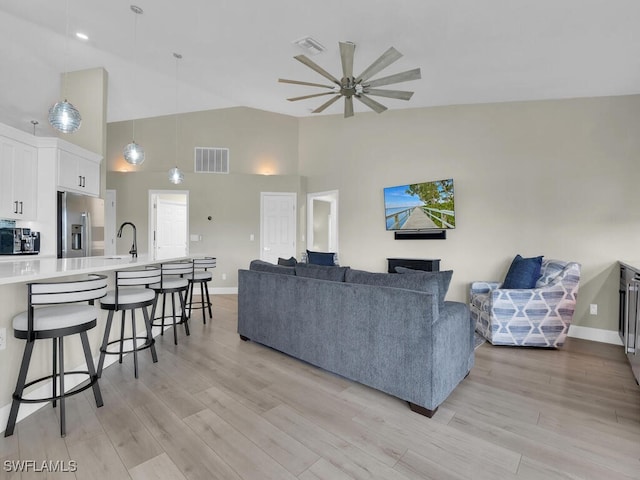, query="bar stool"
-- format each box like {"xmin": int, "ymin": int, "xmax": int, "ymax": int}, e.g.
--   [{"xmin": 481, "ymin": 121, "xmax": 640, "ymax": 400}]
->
[
  {"xmin": 149, "ymin": 261, "xmax": 192, "ymax": 345},
  {"xmin": 97, "ymin": 267, "xmax": 161, "ymax": 379},
  {"xmin": 4, "ymin": 274, "xmax": 108, "ymax": 438},
  {"xmin": 185, "ymin": 257, "xmax": 216, "ymax": 324}
]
